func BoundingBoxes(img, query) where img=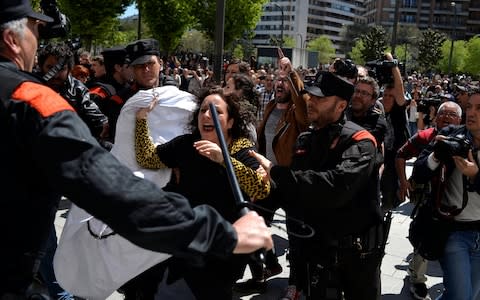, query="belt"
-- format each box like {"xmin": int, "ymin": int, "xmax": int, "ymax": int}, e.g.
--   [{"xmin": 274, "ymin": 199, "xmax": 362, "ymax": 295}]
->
[{"xmin": 331, "ymin": 223, "xmax": 383, "ymax": 252}]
